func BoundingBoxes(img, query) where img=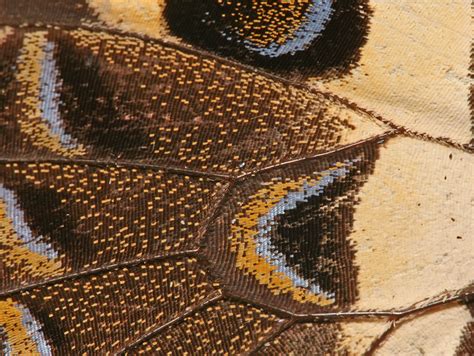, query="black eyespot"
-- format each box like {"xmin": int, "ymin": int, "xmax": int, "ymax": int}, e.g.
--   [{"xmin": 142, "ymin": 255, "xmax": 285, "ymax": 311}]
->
[{"xmin": 164, "ymin": 0, "xmax": 371, "ymax": 78}]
